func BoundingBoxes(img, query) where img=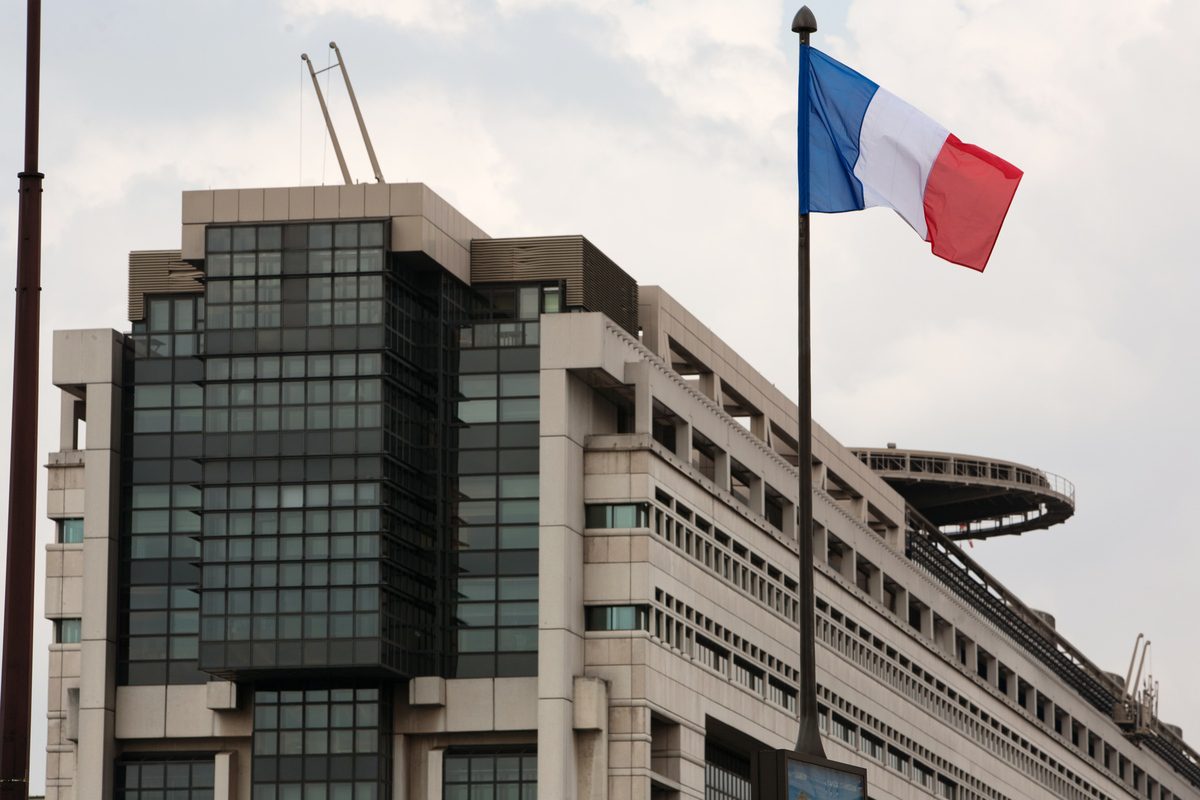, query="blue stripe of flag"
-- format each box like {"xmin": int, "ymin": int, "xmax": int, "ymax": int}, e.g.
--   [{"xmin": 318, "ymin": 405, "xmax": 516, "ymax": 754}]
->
[{"xmin": 801, "ymin": 48, "xmax": 879, "ymax": 214}]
